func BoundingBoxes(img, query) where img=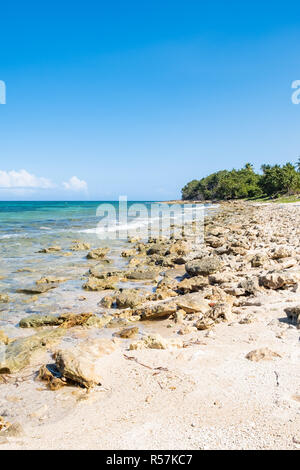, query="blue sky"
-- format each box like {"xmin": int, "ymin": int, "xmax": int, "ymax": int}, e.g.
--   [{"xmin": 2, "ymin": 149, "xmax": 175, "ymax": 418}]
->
[{"xmin": 0, "ymin": 1, "xmax": 300, "ymax": 200}]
